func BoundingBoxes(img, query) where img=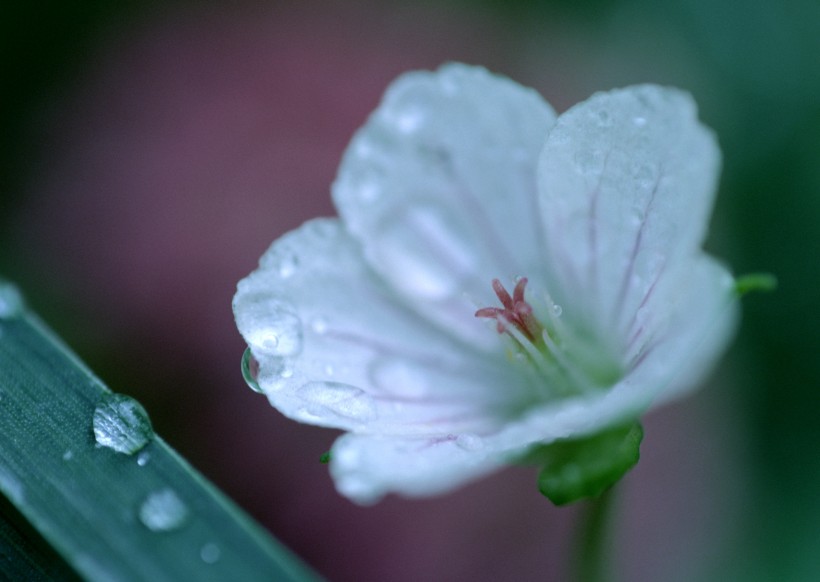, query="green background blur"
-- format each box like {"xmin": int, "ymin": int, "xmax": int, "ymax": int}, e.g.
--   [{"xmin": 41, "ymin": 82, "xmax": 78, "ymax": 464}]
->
[{"xmin": 2, "ymin": 0, "xmax": 819, "ymax": 580}]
